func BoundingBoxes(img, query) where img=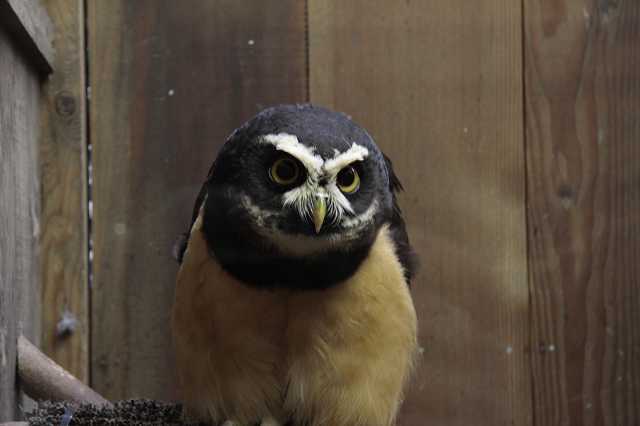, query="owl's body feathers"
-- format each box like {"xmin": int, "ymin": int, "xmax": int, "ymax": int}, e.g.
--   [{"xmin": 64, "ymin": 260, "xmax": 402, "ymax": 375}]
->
[
  {"xmin": 173, "ymin": 212, "xmax": 417, "ymax": 425},
  {"xmin": 172, "ymin": 105, "xmax": 418, "ymax": 425}
]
